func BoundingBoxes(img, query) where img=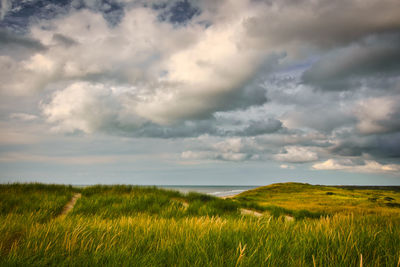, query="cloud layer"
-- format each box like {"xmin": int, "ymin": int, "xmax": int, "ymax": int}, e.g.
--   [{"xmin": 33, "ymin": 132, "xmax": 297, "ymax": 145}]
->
[{"xmin": 1, "ymin": 0, "xmax": 400, "ymax": 176}]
